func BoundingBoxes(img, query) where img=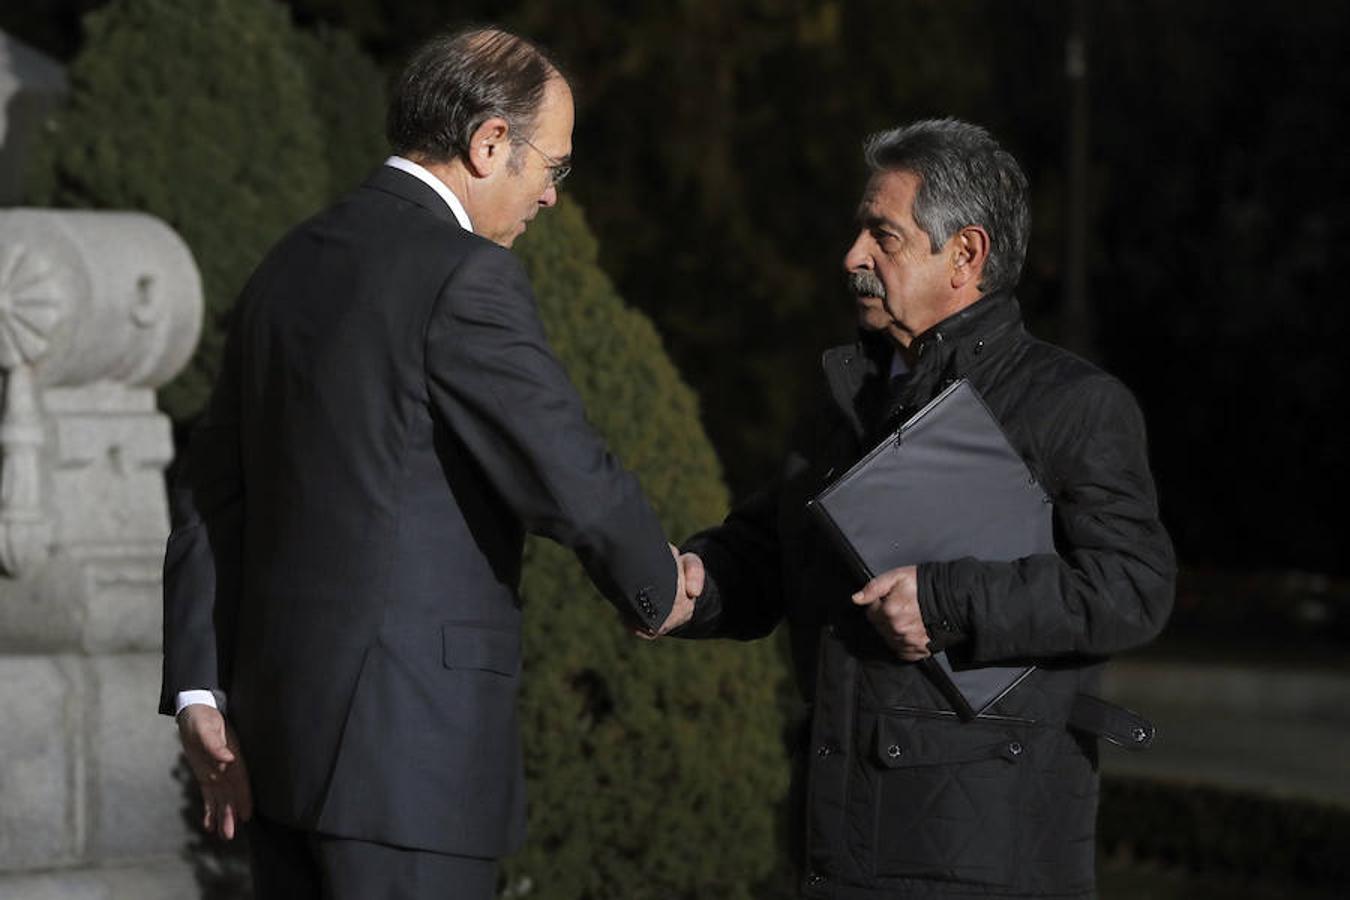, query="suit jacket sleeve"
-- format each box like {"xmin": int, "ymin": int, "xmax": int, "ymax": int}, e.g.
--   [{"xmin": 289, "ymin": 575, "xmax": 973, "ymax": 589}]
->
[
  {"xmin": 159, "ymin": 314, "xmax": 245, "ymax": 716},
  {"xmin": 918, "ymin": 376, "xmax": 1177, "ymax": 662},
  {"xmin": 424, "ymin": 243, "xmax": 677, "ymax": 629}
]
